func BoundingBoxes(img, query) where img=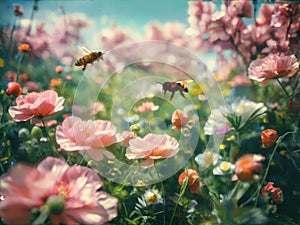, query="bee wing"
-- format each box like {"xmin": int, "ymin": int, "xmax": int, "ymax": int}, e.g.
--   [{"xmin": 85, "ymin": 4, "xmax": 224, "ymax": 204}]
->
[{"xmin": 78, "ymin": 45, "xmax": 92, "ymax": 54}]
